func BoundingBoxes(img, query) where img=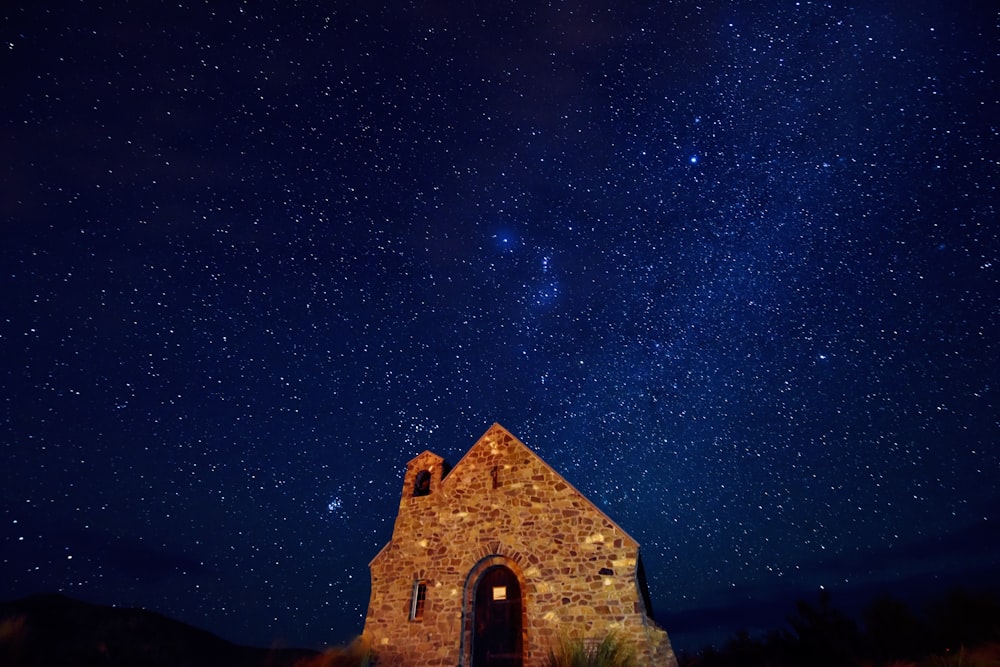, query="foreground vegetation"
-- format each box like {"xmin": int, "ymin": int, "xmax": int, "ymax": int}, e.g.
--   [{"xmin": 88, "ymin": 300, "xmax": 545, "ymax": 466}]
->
[
  {"xmin": 677, "ymin": 588, "xmax": 1000, "ymax": 667},
  {"xmin": 548, "ymin": 632, "xmax": 638, "ymax": 667},
  {"xmin": 293, "ymin": 638, "xmax": 373, "ymax": 667},
  {"xmin": 297, "ymin": 589, "xmax": 1000, "ymax": 667}
]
